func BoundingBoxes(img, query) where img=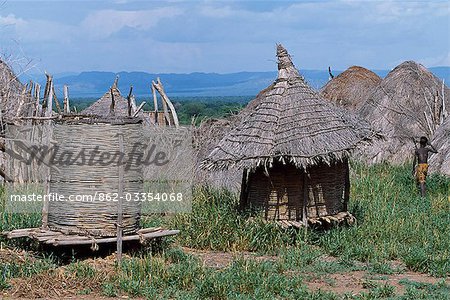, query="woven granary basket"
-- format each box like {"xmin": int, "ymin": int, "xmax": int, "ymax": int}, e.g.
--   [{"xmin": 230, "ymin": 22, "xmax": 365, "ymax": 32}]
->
[
  {"xmin": 246, "ymin": 161, "xmax": 347, "ymax": 221},
  {"xmin": 48, "ymin": 119, "xmax": 143, "ymax": 237}
]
